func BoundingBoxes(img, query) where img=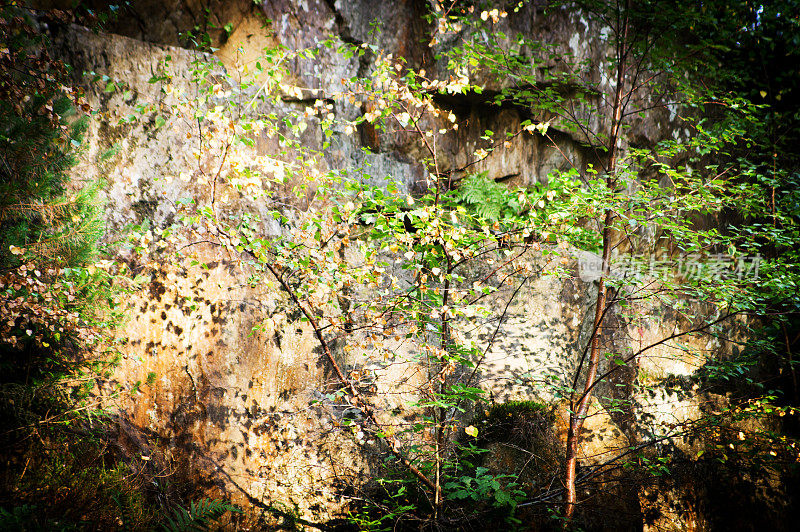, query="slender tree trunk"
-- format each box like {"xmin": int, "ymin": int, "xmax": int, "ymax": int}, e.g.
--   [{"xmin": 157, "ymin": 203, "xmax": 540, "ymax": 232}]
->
[
  {"xmin": 434, "ymin": 219, "xmax": 454, "ymax": 513},
  {"xmin": 564, "ymin": 218, "xmax": 611, "ymax": 521},
  {"xmin": 563, "ymin": 3, "xmax": 629, "ymax": 523}
]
